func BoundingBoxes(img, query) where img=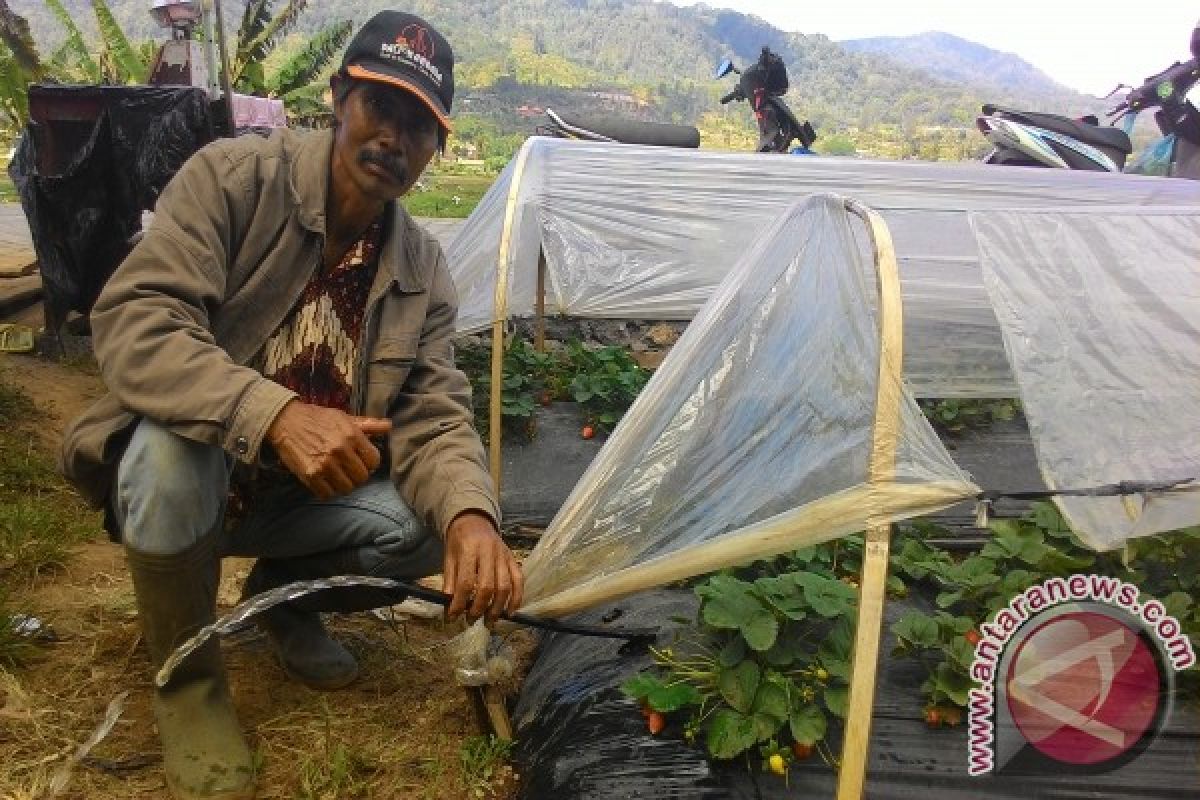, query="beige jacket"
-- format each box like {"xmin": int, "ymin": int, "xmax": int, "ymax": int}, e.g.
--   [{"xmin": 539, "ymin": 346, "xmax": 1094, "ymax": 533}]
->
[{"xmin": 59, "ymin": 128, "xmax": 499, "ymax": 537}]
